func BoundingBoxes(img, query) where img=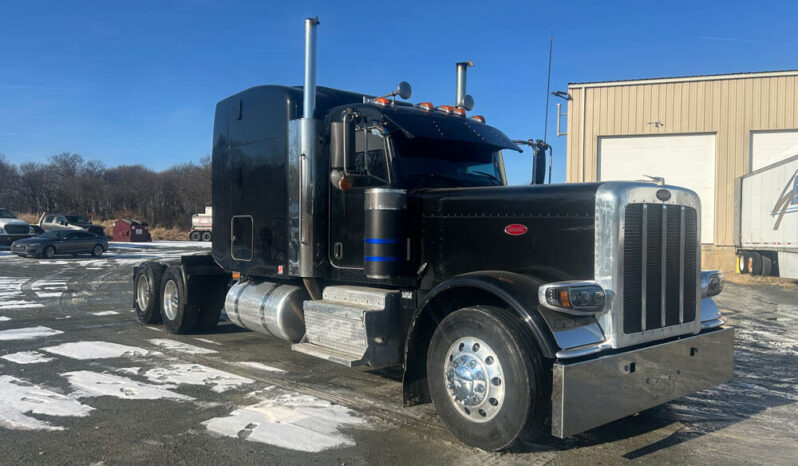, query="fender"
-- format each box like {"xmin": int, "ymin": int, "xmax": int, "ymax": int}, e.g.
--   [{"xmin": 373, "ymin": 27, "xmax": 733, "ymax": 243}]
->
[{"xmin": 402, "ymin": 270, "xmax": 559, "ymax": 406}]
